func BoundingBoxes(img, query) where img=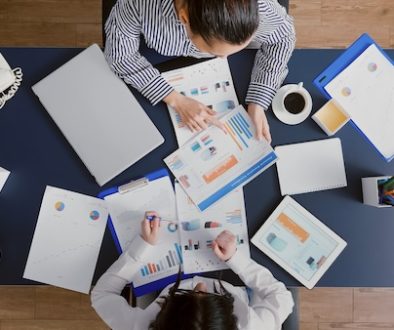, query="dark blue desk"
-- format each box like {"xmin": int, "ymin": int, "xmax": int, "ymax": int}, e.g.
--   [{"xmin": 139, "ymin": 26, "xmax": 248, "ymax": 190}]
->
[{"xmin": 0, "ymin": 47, "xmax": 393, "ymax": 287}]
